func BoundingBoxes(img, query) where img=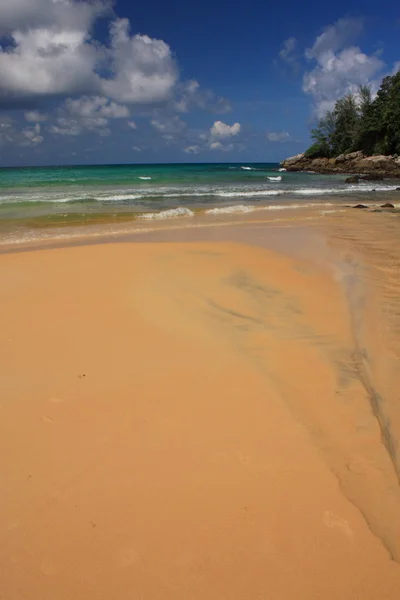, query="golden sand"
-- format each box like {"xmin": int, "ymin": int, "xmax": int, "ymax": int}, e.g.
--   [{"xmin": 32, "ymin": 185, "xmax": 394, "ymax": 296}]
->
[{"xmin": 1, "ymin": 209, "xmax": 400, "ymax": 599}]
